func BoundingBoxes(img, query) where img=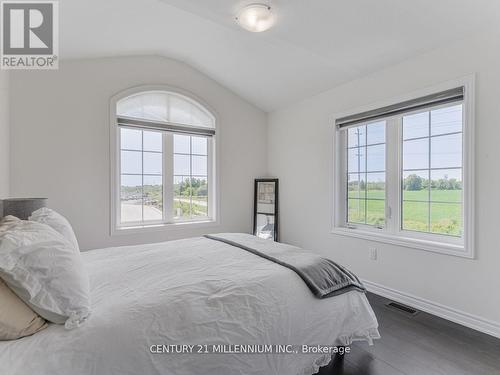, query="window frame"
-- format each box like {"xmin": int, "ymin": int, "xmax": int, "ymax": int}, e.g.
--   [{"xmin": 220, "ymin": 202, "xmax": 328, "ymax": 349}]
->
[
  {"xmin": 110, "ymin": 85, "xmax": 220, "ymax": 235},
  {"xmin": 332, "ymin": 76, "xmax": 475, "ymax": 258}
]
